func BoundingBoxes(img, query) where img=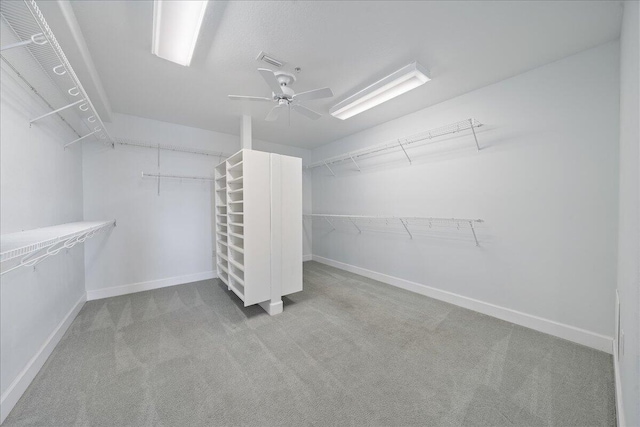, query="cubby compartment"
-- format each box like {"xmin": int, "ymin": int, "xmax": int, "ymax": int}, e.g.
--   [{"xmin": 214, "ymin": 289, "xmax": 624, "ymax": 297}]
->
[{"xmin": 229, "ymin": 233, "xmax": 244, "ymax": 248}]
